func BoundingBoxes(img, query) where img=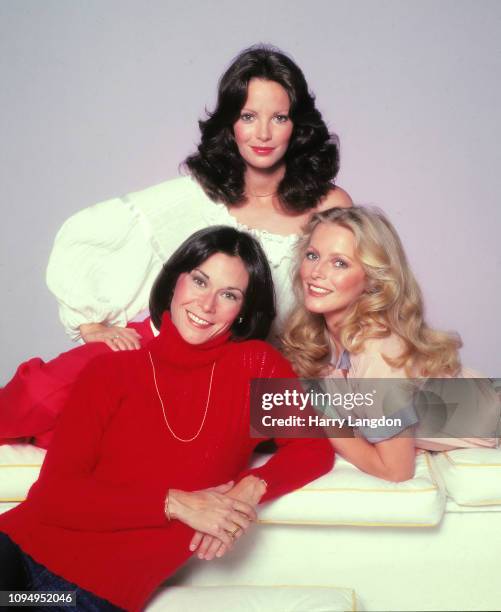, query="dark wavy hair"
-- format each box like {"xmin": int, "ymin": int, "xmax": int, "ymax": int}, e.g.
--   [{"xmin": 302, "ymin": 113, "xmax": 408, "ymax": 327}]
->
[
  {"xmin": 184, "ymin": 44, "xmax": 340, "ymax": 213},
  {"xmin": 149, "ymin": 226, "xmax": 276, "ymax": 341}
]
